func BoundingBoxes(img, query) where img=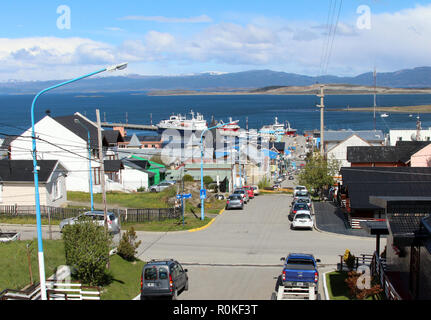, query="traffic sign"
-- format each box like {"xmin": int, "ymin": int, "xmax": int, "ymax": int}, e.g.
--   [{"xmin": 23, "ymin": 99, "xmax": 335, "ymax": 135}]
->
[
  {"xmin": 183, "ymin": 193, "xmax": 192, "ymax": 199},
  {"xmin": 176, "ymin": 194, "xmax": 182, "ymax": 200},
  {"xmin": 200, "ymin": 189, "xmax": 206, "ymax": 200}
]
